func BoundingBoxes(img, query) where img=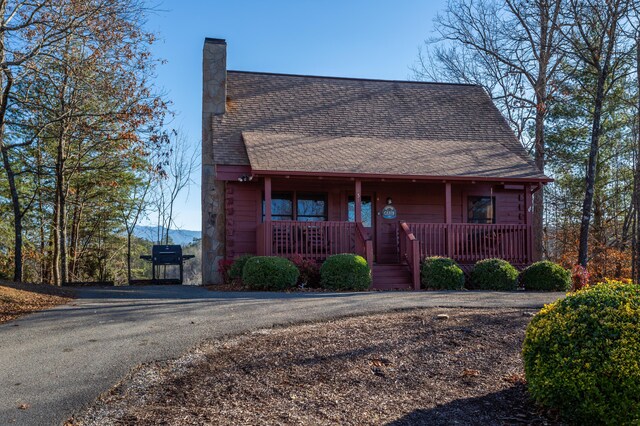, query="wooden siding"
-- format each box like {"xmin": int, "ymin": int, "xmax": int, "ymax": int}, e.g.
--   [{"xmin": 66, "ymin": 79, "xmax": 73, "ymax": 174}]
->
[{"xmin": 225, "ymin": 178, "xmax": 528, "ymax": 261}]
